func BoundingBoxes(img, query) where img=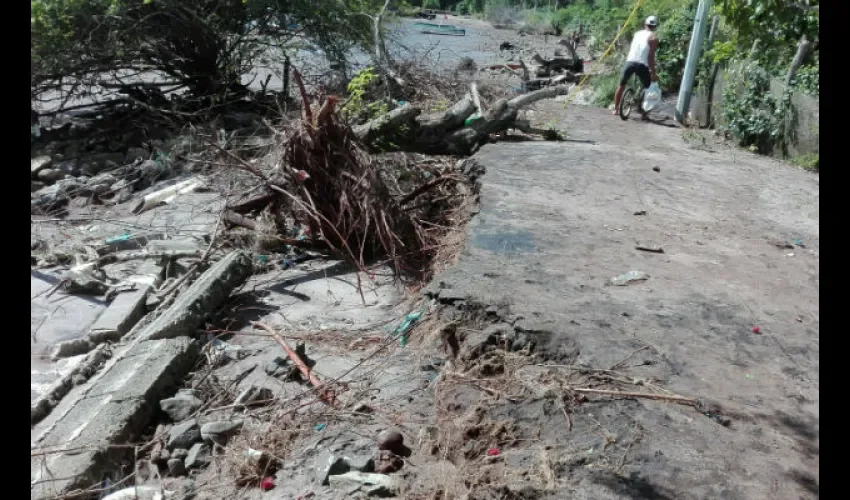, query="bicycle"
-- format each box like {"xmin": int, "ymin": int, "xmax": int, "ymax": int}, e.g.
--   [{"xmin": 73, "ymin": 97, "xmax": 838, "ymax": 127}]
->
[{"xmin": 618, "ymin": 76, "xmax": 646, "ymax": 121}]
